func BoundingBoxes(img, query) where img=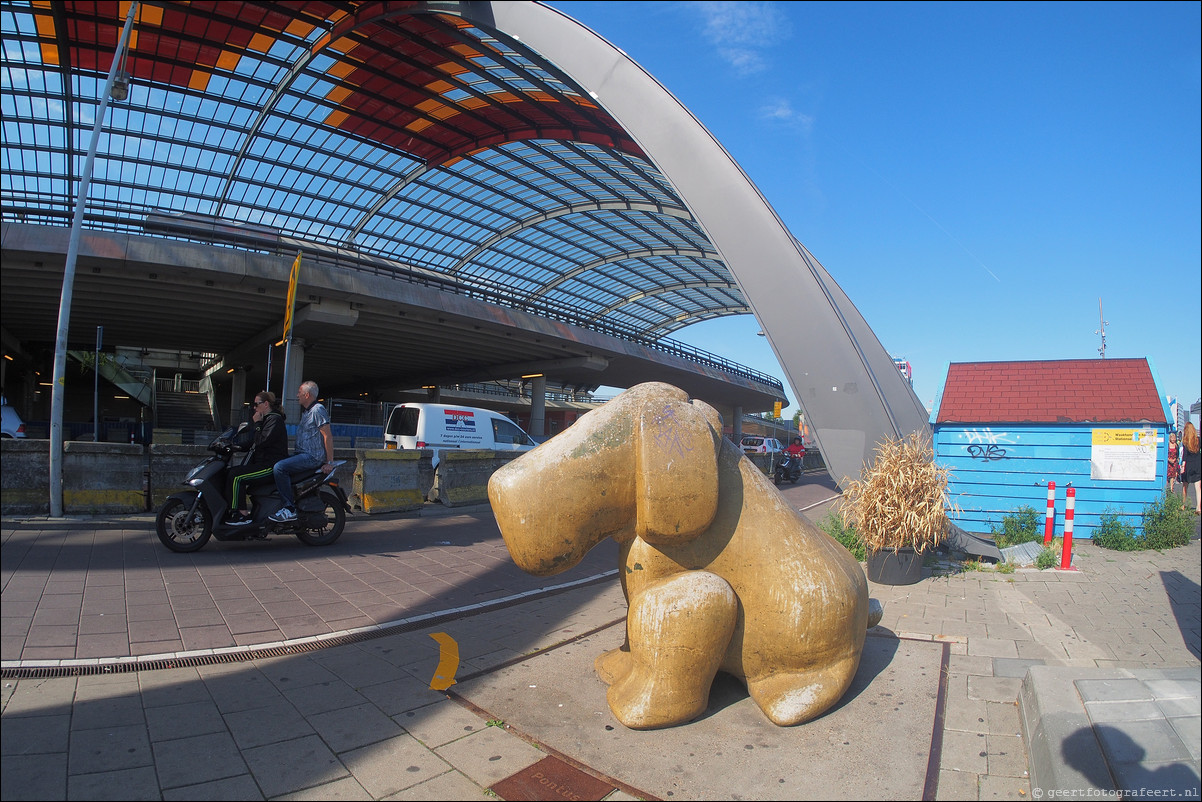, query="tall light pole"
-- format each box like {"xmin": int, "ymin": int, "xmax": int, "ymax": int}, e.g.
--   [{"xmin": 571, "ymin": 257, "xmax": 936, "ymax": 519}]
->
[{"xmin": 48, "ymin": 2, "xmax": 138, "ymax": 516}]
